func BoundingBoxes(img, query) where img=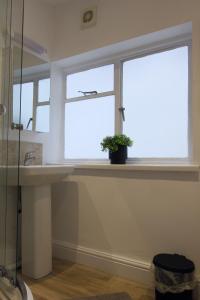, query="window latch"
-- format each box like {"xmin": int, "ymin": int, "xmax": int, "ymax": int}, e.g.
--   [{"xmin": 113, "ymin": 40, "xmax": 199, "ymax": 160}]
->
[
  {"xmin": 78, "ymin": 90, "xmax": 98, "ymax": 96},
  {"xmin": 26, "ymin": 117, "xmax": 33, "ymax": 129},
  {"xmin": 119, "ymin": 106, "xmax": 125, "ymax": 122}
]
